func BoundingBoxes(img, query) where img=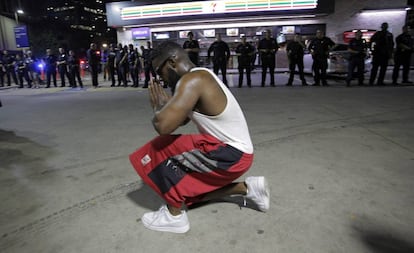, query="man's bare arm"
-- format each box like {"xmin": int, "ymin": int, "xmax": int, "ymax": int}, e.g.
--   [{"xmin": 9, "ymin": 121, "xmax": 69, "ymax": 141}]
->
[{"xmin": 150, "ymin": 73, "xmax": 201, "ymax": 135}]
